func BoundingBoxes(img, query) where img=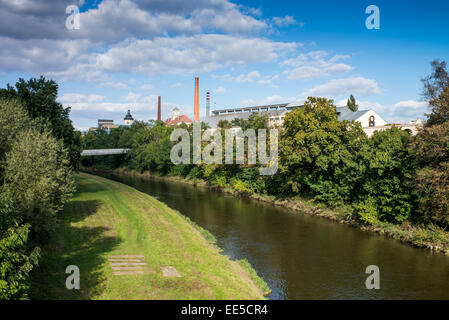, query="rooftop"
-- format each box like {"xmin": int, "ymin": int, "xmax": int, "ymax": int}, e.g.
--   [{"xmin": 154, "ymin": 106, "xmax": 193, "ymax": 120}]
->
[
  {"xmin": 211, "ymin": 101, "xmax": 304, "ymax": 116},
  {"xmin": 336, "ymin": 106, "xmax": 370, "ymax": 122}
]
